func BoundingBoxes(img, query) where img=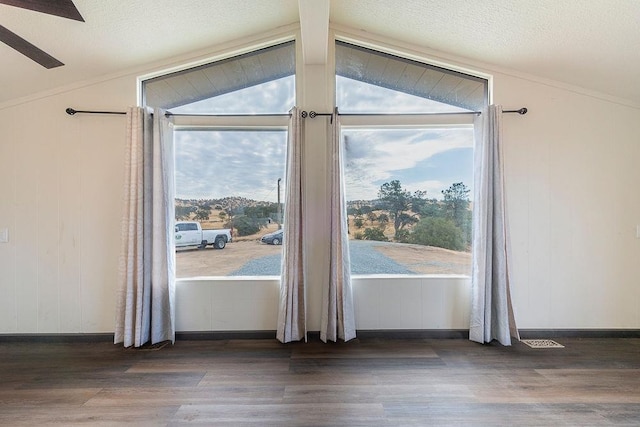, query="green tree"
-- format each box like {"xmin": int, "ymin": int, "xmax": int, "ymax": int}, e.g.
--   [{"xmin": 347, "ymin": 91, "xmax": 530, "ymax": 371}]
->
[
  {"xmin": 360, "ymin": 205, "xmax": 372, "ymax": 215},
  {"xmin": 363, "ymin": 227, "xmax": 388, "ymax": 241},
  {"xmin": 244, "ymin": 203, "xmax": 278, "ymax": 219},
  {"xmin": 194, "ymin": 207, "xmax": 210, "ymax": 221},
  {"xmin": 366, "ymin": 211, "xmax": 377, "ymax": 224},
  {"xmin": 244, "ymin": 206, "xmax": 263, "ymax": 218},
  {"xmin": 175, "ymin": 205, "xmax": 195, "ymax": 220},
  {"xmin": 354, "ymin": 217, "xmax": 364, "ymax": 228},
  {"xmin": 378, "ymin": 180, "xmax": 424, "ymax": 239},
  {"xmin": 218, "ymin": 211, "xmax": 227, "ymax": 221},
  {"xmin": 442, "ymin": 182, "xmax": 471, "ymax": 247},
  {"xmin": 395, "ymin": 228, "xmax": 410, "ymax": 243},
  {"xmin": 410, "ymin": 190, "xmax": 427, "ymax": 214},
  {"xmin": 228, "ymin": 215, "xmax": 262, "ymax": 237},
  {"xmin": 410, "ymin": 217, "xmax": 464, "ymax": 251},
  {"xmin": 377, "ymin": 213, "xmax": 389, "ymax": 226},
  {"xmin": 419, "ymin": 198, "xmax": 443, "ymax": 218}
]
